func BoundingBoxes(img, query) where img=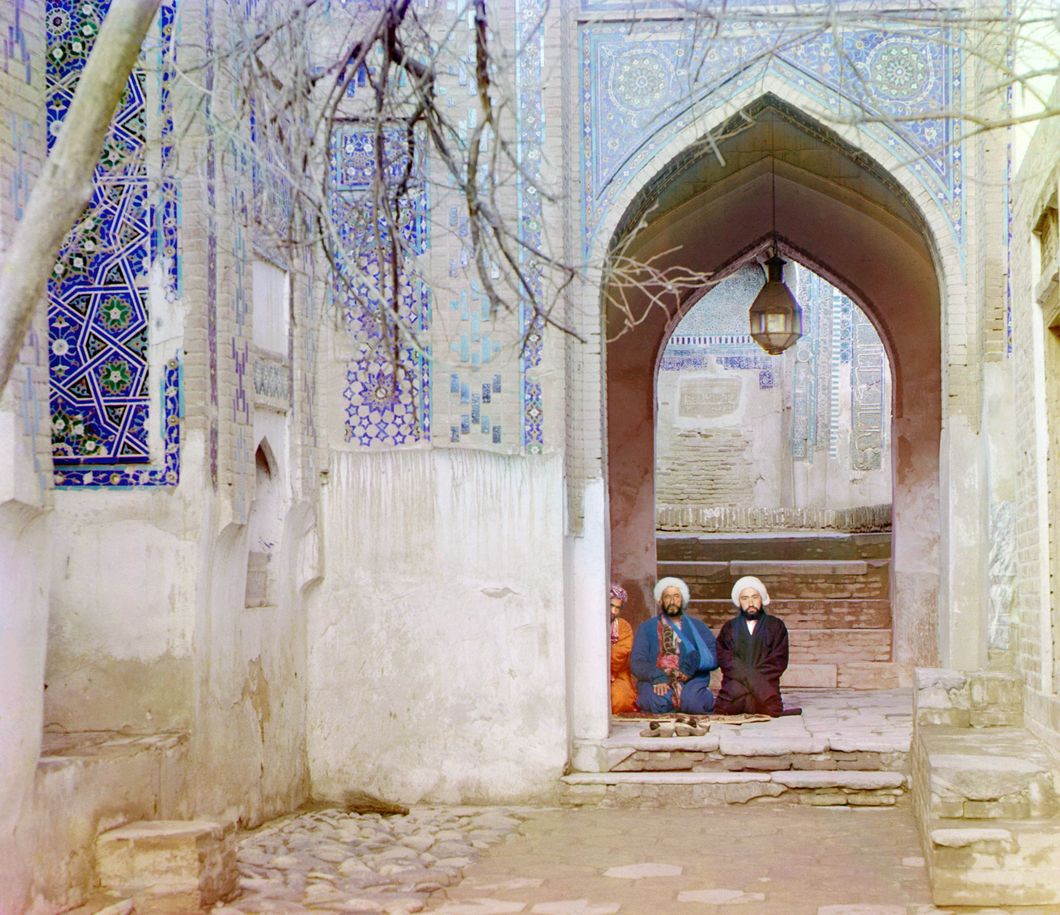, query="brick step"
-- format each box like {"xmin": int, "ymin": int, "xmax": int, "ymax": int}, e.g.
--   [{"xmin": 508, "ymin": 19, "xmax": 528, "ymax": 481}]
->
[
  {"xmin": 561, "ymin": 770, "xmax": 908, "ymax": 808},
  {"xmin": 688, "ymin": 598, "xmax": 891, "ymax": 630},
  {"xmin": 915, "ymin": 727, "xmax": 1059, "ymax": 820},
  {"xmin": 659, "ymin": 560, "xmax": 890, "ymax": 600},
  {"xmin": 924, "ymin": 819, "xmax": 1060, "ymax": 906},
  {"xmin": 657, "ymin": 533, "xmax": 892, "ymax": 562}
]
